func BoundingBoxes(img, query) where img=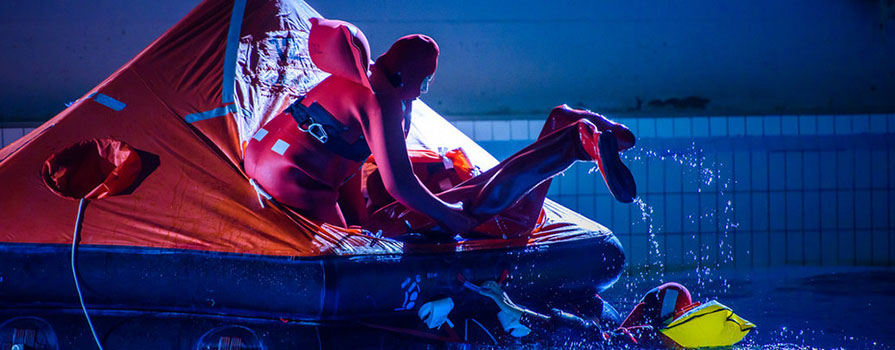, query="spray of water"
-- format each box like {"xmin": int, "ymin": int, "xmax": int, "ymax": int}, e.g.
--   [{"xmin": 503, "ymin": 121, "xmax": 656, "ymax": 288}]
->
[{"xmin": 607, "ymin": 143, "xmax": 739, "ymax": 303}]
